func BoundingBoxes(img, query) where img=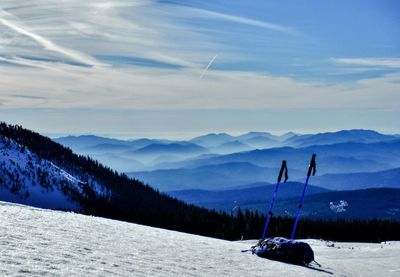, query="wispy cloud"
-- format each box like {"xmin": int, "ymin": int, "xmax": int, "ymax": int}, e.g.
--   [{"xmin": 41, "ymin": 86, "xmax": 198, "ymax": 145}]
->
[
  {"xmin": 332, "ymin": 57, "xmax": 400, "ymax": 68},
  {"xmin": 0, "ymin": 9, "xmax": 104, "ymax": 67},
  {"xmin": 0, "ymin": 0, "xmax": 296, "ymax": 72},
  {"xmin": 1, "ymin": 1, "xmax": 399, "ymax": 114},
  {"xmin": 7, "ymin": 94, "xmax": 47, "ymax": 100},
  {"xmin": 1, "ymin": 62, "xmax": 400, "ymax": 111},
  {"xmin": 0, "ymin": 56, "xmax": 85, "ymax": 71}
]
